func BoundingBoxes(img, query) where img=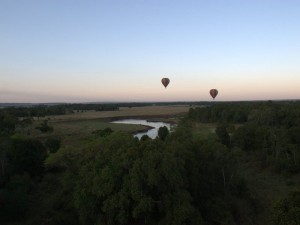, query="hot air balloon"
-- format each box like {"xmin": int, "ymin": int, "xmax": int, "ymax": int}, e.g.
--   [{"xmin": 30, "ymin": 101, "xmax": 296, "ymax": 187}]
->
[
  {"xmin": 210, "ymin": 89, "xmax": 218, "ymax": 100},
  {"xmin": 161, "ymin": 78, "xmax": 170, "ymax": 88}
]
